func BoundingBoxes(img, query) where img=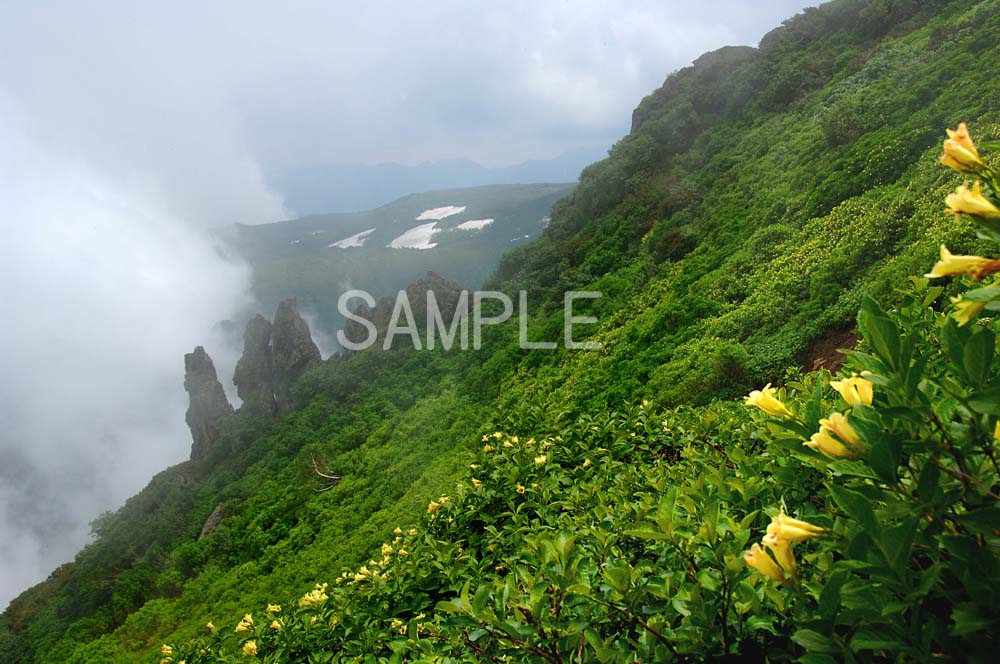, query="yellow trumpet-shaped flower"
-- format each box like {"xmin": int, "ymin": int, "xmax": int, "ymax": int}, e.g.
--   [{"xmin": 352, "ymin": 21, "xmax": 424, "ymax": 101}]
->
[
  {"xmin": 994, "ymin": 420, "xmax": 1000, "ymax": 442},
  {"xmin": 762, "ymin": 532, "xmax": 797, "ymax": 579},
  {"xmin": 299, "ymin": 584, "xmax": 329, "ymax": 607},
  {"xmin": 427, "ymin": 500, "xmax": 441, "ymax": 514},
  {"xmin": 804, "ymin": 429, "xmax": 858, "ymax": 459},
  {"xmin": 533, "ymin": 454, "xmax": 547, "ymax": 465},
  {"xmin": 516, "ymin": 484, "xmax": 525, "ymax": 494},
  {"xmin": 951, "ymin": 295, "xmax": 986, "ymax": 326},
  {"xmin": 270, "ymin": 619, "xmax": 282, "ymax": 630},
  {"xmin": 744, "ymin": 383, "xmax": 794, "ymax": 419},
  {"xmin": 742, "ymin": 543, "xmax": 788, "ymax": 585},
  {"xmin": 830, "ymin": 374, "xmax": 874, "ymax": 406},
  {"xmin": 766, "ymin": 510, "xmax": 825, "ymax": 543},
  {"xmin": 235, "ymin": 614, "xmax": 253, "ymax": 632},
  {"xmin": 926, "ymin": 244, "xmax": 1000, "ymax": 281},
  {"xmin": 242, "ymin": 640, "xmax": 258, "ymax": 657},
  {"xmin": 941, "ymin": 123, "xmax": 984, "ymax": 172},
  {"xmin": 161, "ymin": 645, "xmax": 173, "ymax": 655},
  {"xmin": 946, "ymin": 182, "xmax": 1000, "ymax": 219},
  {"xmin": 206, "ymin": 622, "xmax": 215, "ymax": 631},
  {"xmin": 393, "ymin": 527, "xmax": 403, "ymax": 535},
  {"xmin": 471, "ymin": 478, "xmax": 483, "ymax": 488},
  {"xmin": 266, "ymin": 604, "xmax": 281, "ymax": 613},
  {"xmin": 818, "ymin": 412, "xmax": 863, "ymax": 452},
  {"xmin": 381, "ymin": 543, "xmax": 393, "ymax": 555}
]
